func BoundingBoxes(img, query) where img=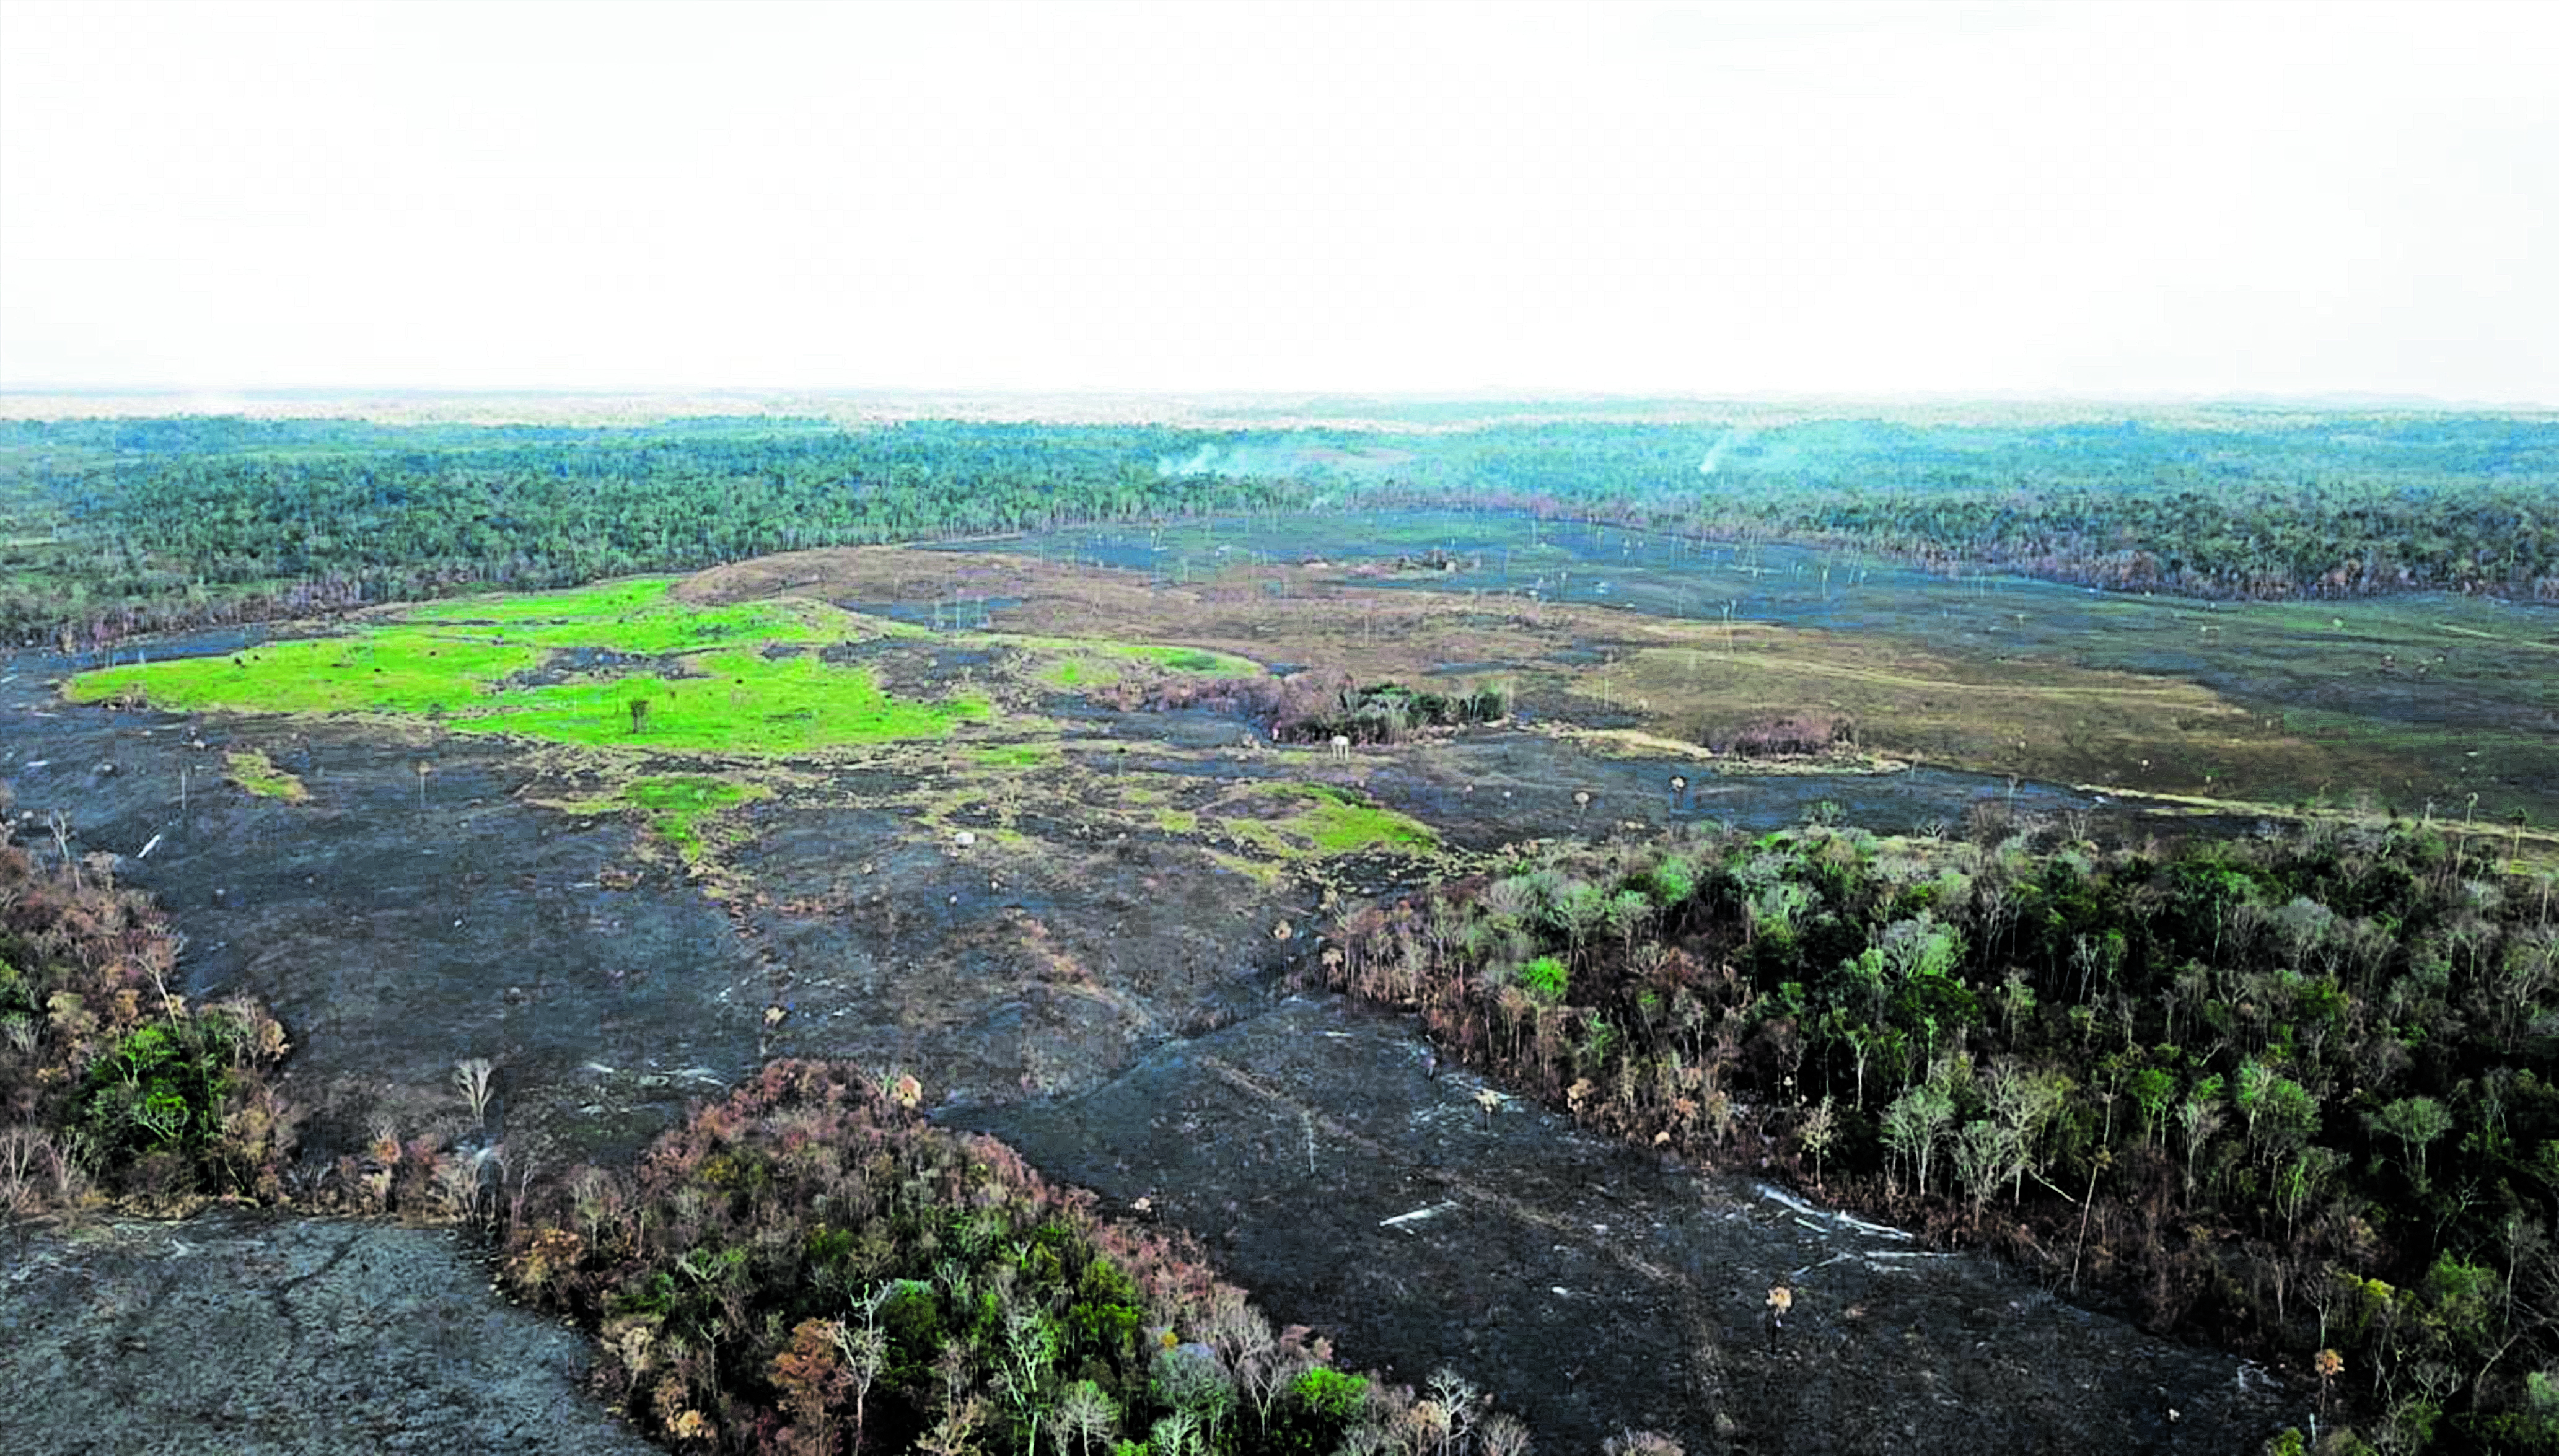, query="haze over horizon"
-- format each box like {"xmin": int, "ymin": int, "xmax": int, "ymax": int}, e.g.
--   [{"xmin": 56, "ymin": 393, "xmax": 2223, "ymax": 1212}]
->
[{"xmin": 2, "ymin": 0, "xmax": 2553, "ymax": 407}]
